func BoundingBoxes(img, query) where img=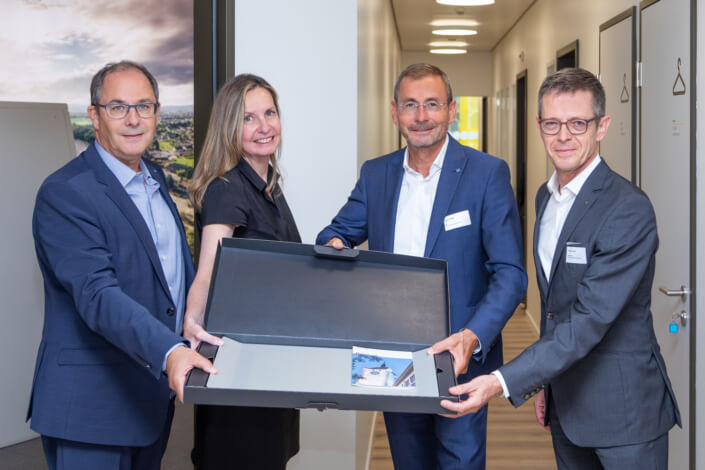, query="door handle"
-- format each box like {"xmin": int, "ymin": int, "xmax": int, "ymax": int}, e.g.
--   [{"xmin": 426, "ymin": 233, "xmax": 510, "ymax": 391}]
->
[{"xmin": 658, "ymin": 285, "xmax": 691, "ymax": 301}]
